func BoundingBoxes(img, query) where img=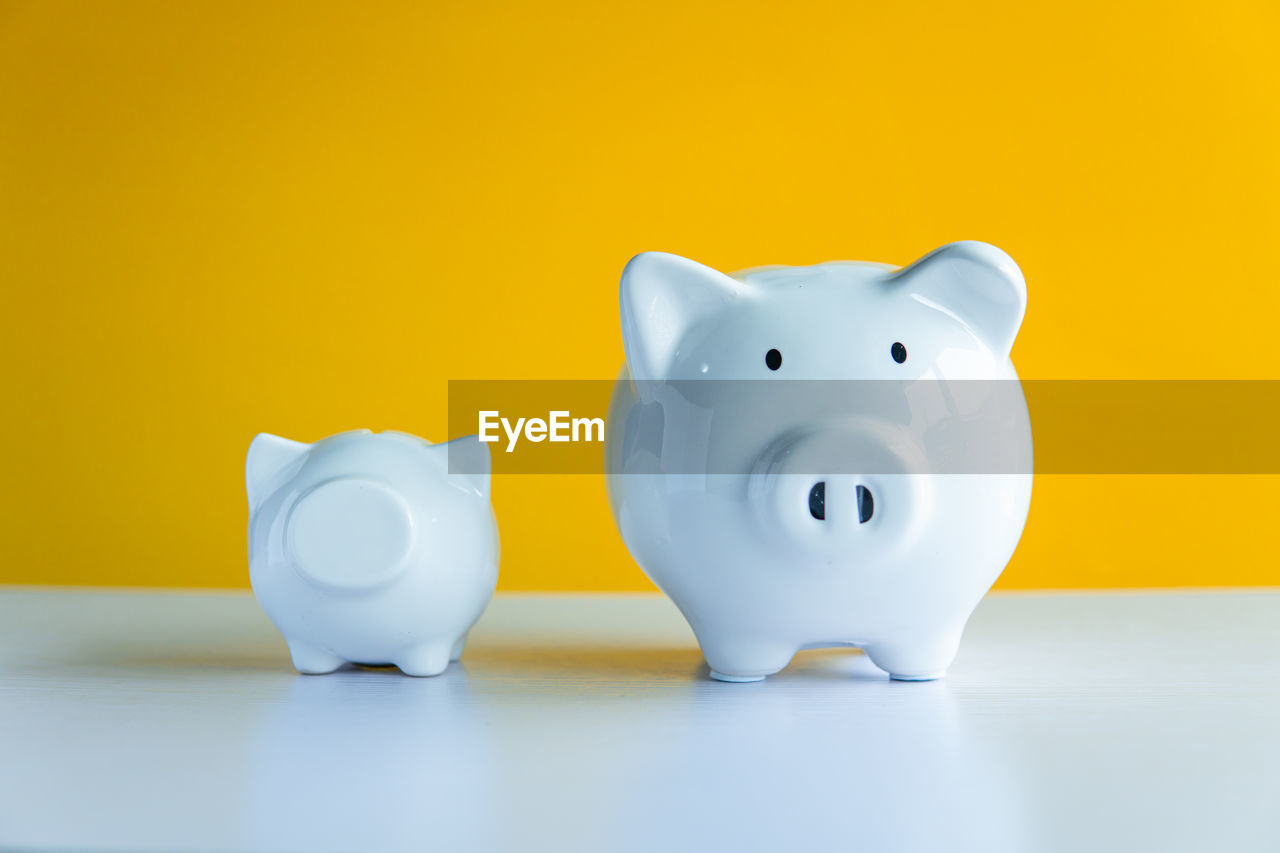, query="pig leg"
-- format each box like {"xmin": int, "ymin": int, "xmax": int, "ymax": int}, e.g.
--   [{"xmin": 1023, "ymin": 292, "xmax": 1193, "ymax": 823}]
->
[
  {"xmin": 287, "ymin": 640, "xmax": 345, "ymax": 675},
  {"xmin": 449, "ymin": 633, "xmax": 468, "ymax": 662},
  {"xmin": 861, "ymin": 631, "xmax": 962, "ymax": 681},
  {"xmin": 697, "ymin": 632, "xmax": 796, "ymax": 682},
  {"xmin": 394, "ymin": 642, "xmax": 453, "ymax": 677}
]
